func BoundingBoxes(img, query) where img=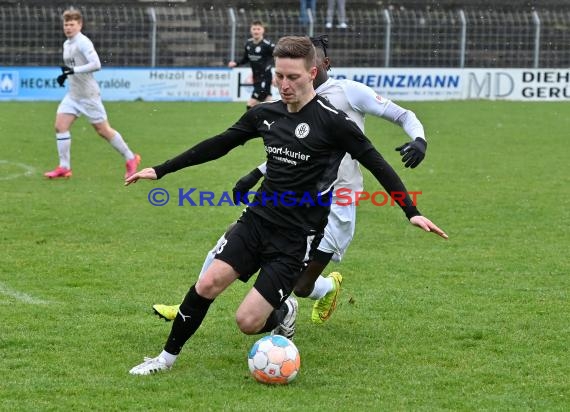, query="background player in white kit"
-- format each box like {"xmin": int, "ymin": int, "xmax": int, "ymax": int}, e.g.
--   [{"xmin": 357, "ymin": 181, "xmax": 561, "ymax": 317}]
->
[
  {"xmin": 291, "ymin": 35, "xmax": 428, "ymax": 322},
  {"xmin": 44, "ymin": 9, "xmax": 140, "ymax": 179},
  {"xmin": 152, "ymin": 36, "xmax": 430, "ymax": 325}
]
